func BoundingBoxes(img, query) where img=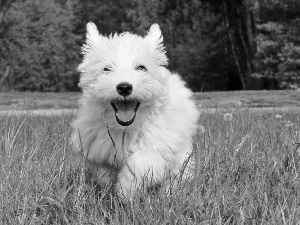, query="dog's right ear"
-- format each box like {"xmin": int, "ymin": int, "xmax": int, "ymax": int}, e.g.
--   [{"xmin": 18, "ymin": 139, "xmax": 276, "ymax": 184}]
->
[
  {"xmin": 86, "ymin": 22, "xmax": 100, "ymax": 45},
  {"xmin": 81, "ymin": 22, "xmax": 105, "ymax": 55},
  {"xmin": 78, "ymin": 22, "xmax": 105, "ymax": 88}
]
